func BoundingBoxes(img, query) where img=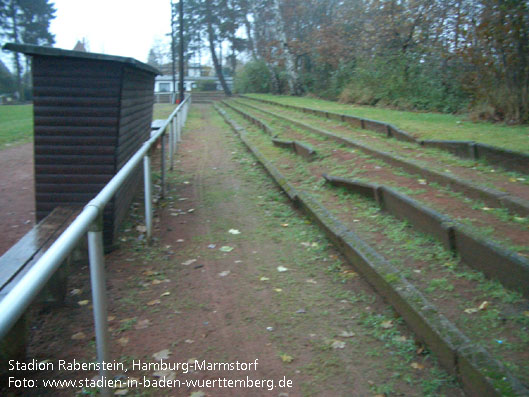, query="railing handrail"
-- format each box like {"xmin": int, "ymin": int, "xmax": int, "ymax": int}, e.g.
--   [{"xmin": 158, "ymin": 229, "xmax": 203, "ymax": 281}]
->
[{"xmin": 0, "ymin": 95, "xmax": 190, "ymax": 341}]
